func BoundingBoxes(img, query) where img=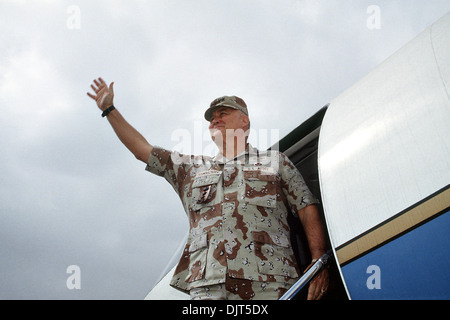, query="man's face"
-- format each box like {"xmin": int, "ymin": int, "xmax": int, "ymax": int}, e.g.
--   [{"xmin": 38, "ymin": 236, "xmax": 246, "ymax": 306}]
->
[{"xmin": 208, "ymin": 107, "xmax": 249, "ymax": 142}]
